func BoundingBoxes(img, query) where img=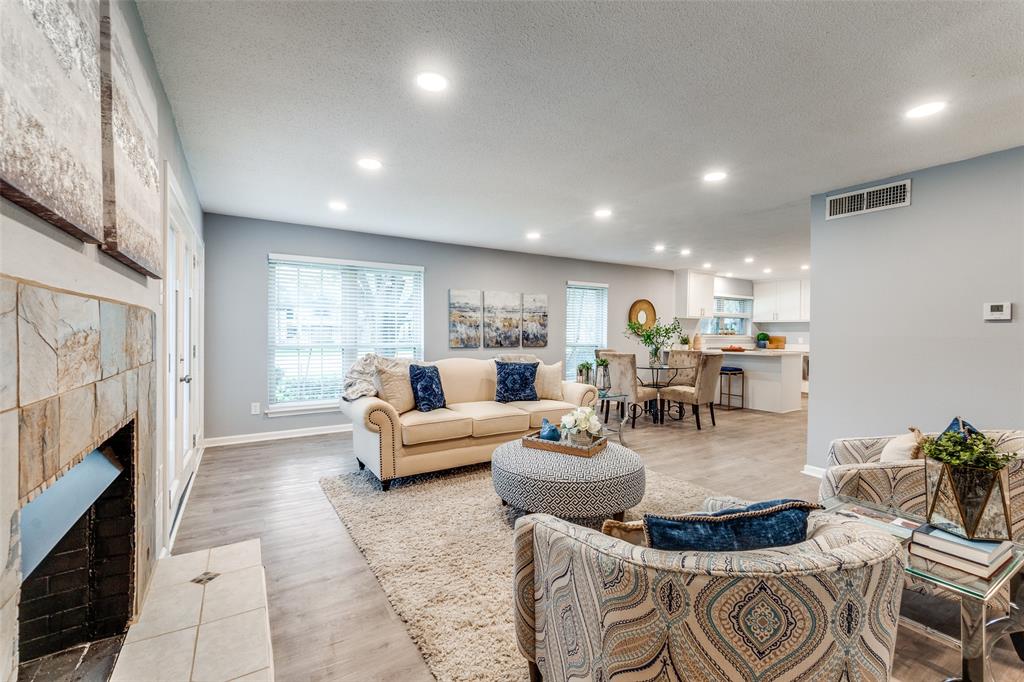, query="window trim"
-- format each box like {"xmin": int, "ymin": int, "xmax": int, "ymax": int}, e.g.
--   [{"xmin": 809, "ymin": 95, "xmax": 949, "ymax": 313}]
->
[{"xmin": 267, "ymin": 254, "xmax": 424, "ymax": 408}]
